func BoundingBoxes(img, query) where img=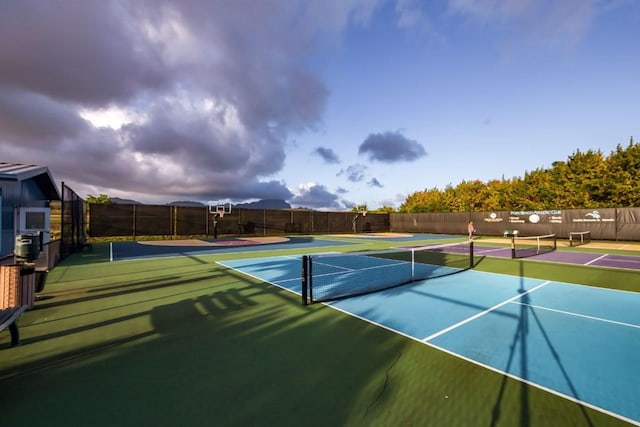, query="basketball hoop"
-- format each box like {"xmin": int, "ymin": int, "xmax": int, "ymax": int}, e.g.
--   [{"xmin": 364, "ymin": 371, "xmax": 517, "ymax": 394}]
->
[{"xmin": 208, "ymin": 201, "xmax": 232, "ymax": 218}]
